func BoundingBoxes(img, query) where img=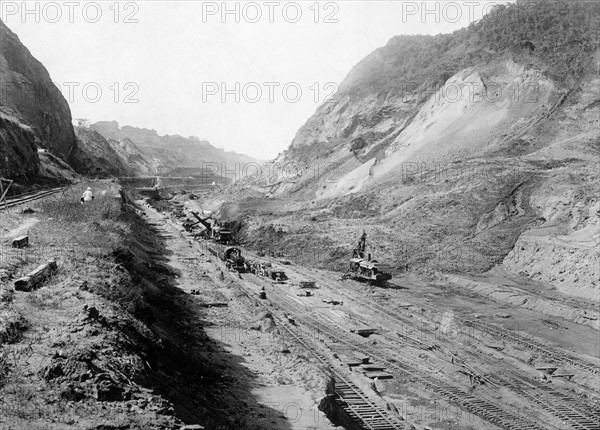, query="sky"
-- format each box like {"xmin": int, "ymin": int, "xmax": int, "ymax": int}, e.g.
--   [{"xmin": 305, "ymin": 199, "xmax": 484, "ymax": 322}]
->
[{"xmin": 2, "ymin": 1, "xmax": 511, "ymax": 160}]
